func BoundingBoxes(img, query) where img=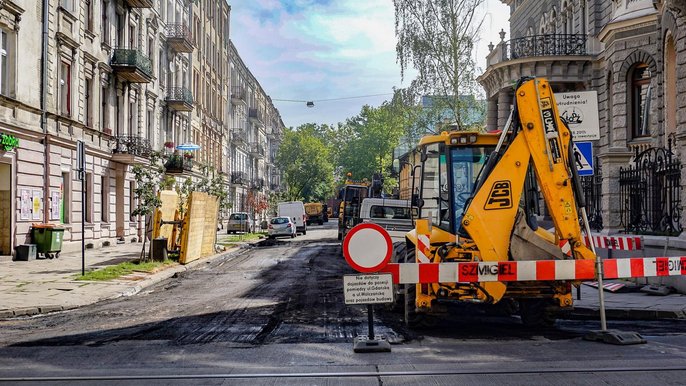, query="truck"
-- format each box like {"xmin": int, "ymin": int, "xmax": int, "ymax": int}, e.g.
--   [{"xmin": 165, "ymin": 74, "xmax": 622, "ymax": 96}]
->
[
  {"xmin": 359, "ymin": 198, "xmax": 414, "ymax": 243},
  {"xmin": 304, "ymin": 202, "xmax": 326, "ymax": 225},
  {"xmin": 395, "ymin": 77, "xmax": 596, "ymax": 328},
  {"xmin": 277, "ymin": 201, "xmax": 307, "ymax": 235}
]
